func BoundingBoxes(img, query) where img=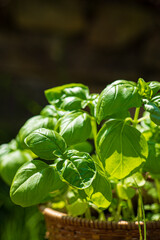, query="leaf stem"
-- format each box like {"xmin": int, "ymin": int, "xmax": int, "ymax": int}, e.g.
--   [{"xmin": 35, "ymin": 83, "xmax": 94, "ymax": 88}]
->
[
  {"xmin": 138, "ymin": 189, "xmax": 147, "ymax": 240},
  {"xmin": 85, "ymin": 206, "xmax": 92, "ymax": 219},
  {"xmin": 133, "ymin": 107, "xmax": 140, "ymax": 128},
  {"xmin": 127, "ymin": 199, "xmax": 135, "ymax": 219},
  {"xmin": 115, "ymin": 200, "xmax": 122, "ymax": 221},
  {"xmin": 138, "ymin": 193, "xmax": 143, "ymax": 220},
  {"xmin": 91, "ymin": 117, "xmax": 97, "ymax": 147},
  {"xmin": 99, "ymin": 211, "xmax": 106, "ymax": 221},
  {"xmin": 137, "ymin": 116, "xmax": 149, "ymax": 123}
]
